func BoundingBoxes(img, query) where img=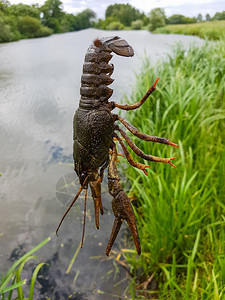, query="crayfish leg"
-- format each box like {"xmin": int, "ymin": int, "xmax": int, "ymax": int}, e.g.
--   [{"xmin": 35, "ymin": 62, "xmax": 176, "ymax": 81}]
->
[
  {"xmin": 89, "ymin": 172, "xmax": 103, "ymax": 229},
  {"xmin": 112, "ymin": 78, "xmax": 160, "ymax": 111},
  {"xmin": 115, "ymin": 114, "xmax": 179, "ymax": 147},
  {"xmin": 115, "ymin": 126, "xmax": 177, "ymax": 167},
  {"xmin": 114, "ymin": 132, "xmax": 149, "ymax": 175},
  {"xmin": 99, "ymin": 159, "xmax": 109, "ymax": 182}
]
